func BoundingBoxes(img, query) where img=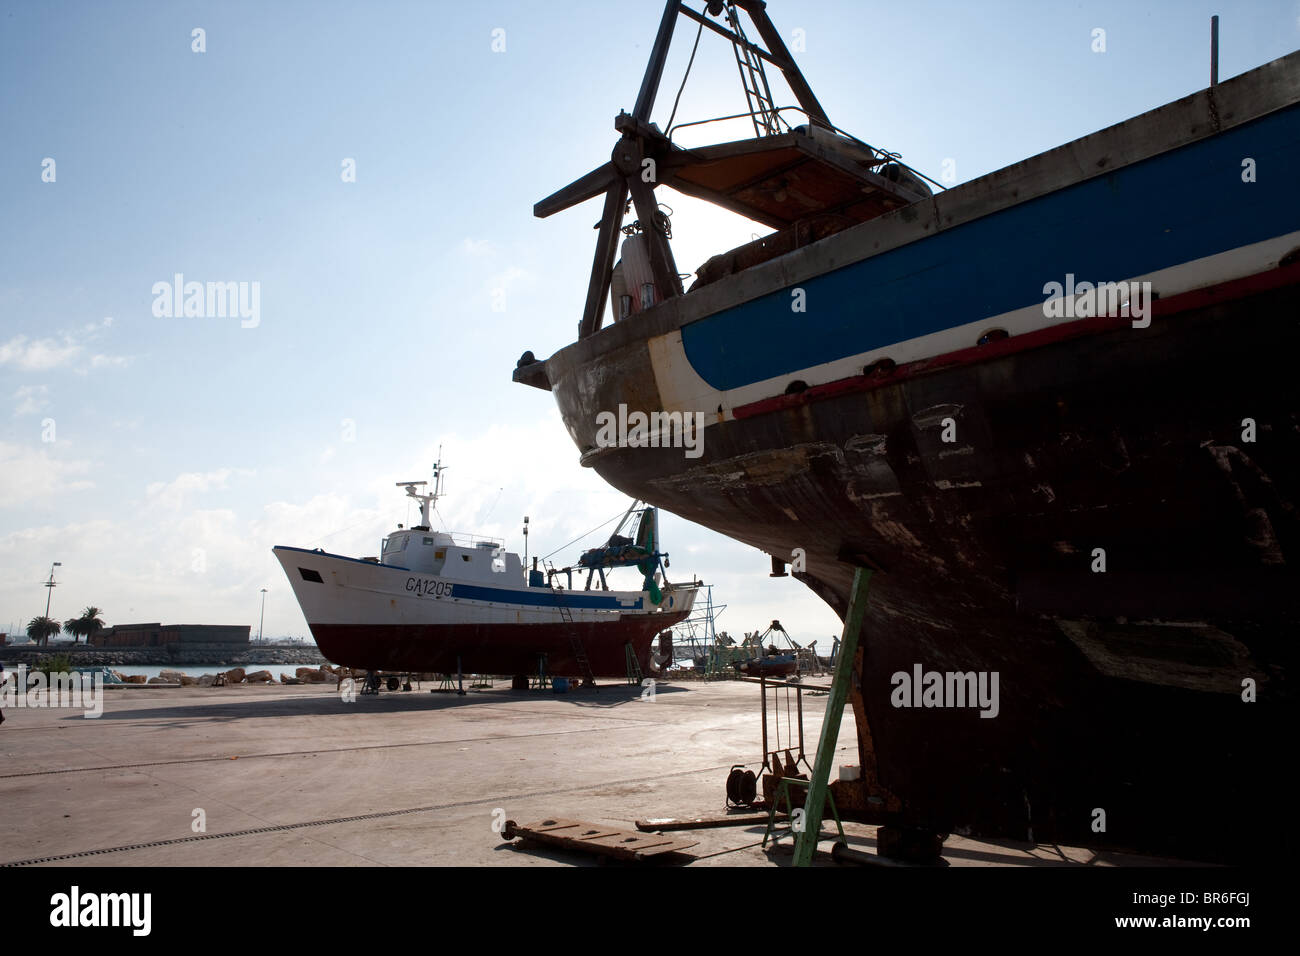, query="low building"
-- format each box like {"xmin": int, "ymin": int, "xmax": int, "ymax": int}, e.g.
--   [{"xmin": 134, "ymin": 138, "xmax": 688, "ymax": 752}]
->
[{"xmin": 89, "ymin": 623, "xmax": 250, "ymax": 648}]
